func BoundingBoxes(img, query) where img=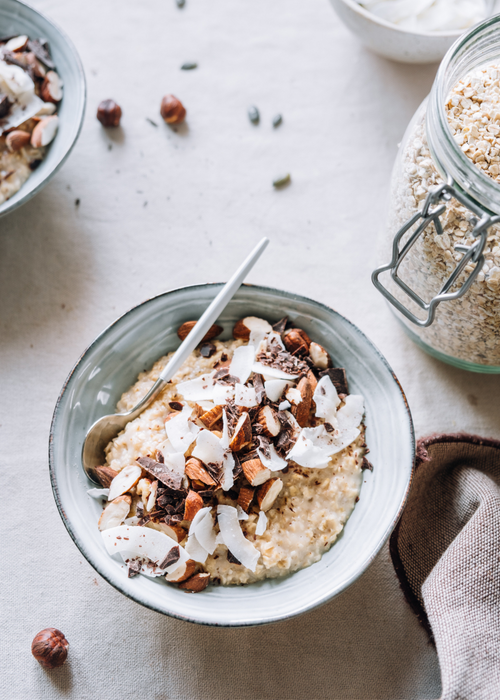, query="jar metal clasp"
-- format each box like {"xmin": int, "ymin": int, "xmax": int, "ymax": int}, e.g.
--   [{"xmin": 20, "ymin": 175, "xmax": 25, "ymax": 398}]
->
[{"xmin": 372, "ymin": 179, "xmax": 498, "ymax": 328}]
